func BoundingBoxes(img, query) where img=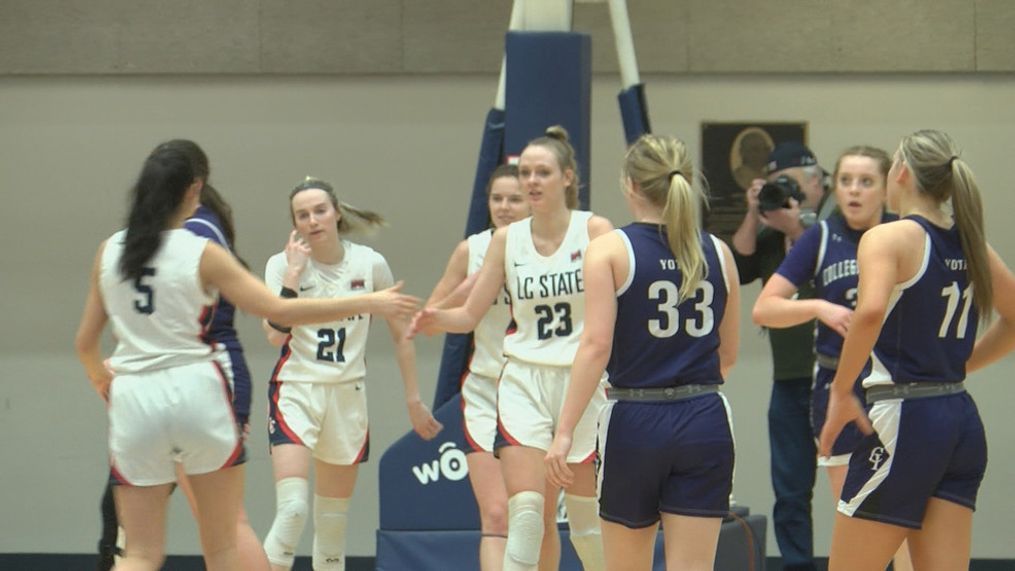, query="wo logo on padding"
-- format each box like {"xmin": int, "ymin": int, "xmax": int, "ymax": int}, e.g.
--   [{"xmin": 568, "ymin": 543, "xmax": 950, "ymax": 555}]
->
[{"xmin": 411, "ymin": 442, "xmax": 469, "ymax": 485}]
